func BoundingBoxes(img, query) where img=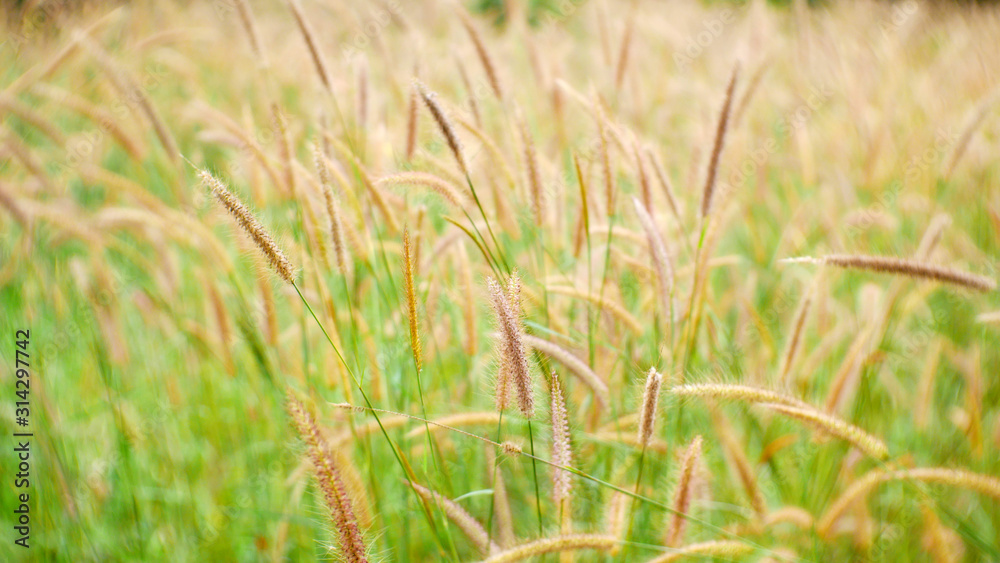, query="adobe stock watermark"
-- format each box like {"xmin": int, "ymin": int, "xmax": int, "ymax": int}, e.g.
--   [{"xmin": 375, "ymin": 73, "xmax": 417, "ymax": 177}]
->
[{"xmin": 674, "ymin": 9, "xmax": 738, "ymax": 70}]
